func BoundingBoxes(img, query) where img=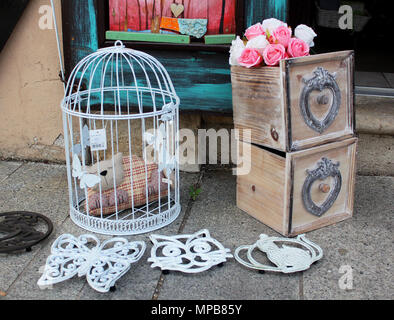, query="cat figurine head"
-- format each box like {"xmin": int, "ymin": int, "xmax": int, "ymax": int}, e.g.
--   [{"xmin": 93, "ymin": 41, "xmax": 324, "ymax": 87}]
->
[{"xmin": 86, "ymin": 152, "xmax": 124, "ymax": 191}]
